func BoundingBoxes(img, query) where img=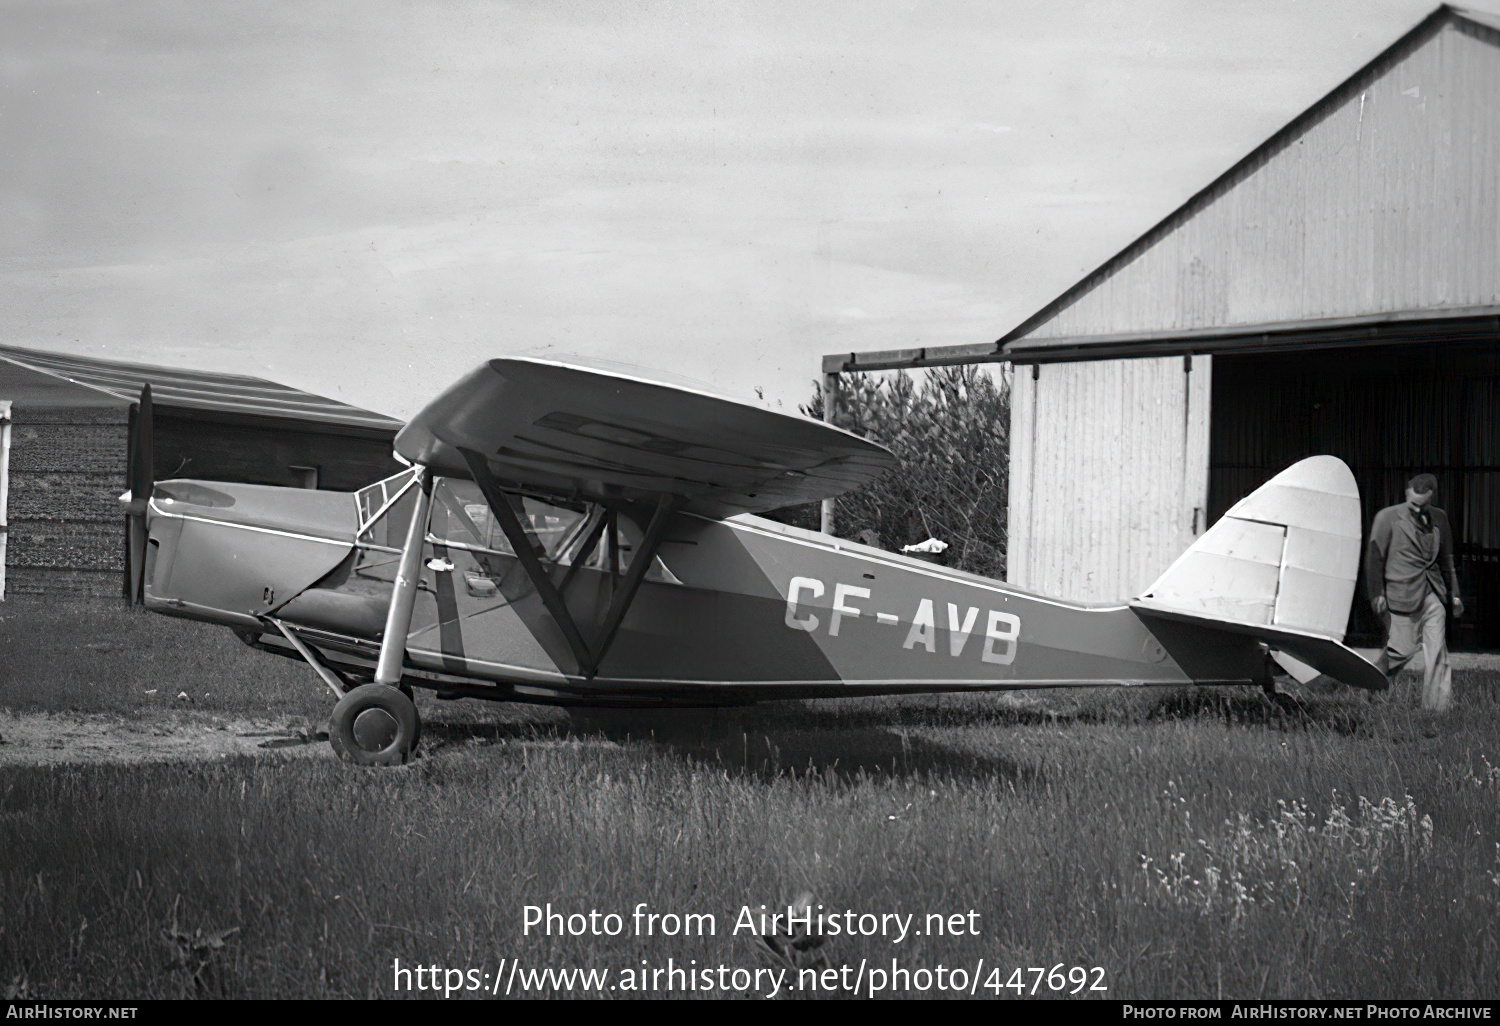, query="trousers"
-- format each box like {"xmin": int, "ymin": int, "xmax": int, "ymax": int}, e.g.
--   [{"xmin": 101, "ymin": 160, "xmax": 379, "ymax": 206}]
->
[{"xmin": 1382, "ymin": 590, "xmax": 1452, "ymax": 712}]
